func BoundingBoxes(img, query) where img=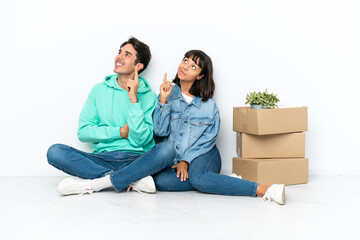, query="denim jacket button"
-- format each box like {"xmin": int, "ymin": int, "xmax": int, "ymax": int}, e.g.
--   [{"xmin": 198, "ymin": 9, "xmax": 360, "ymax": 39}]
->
[
  {"xmin": 176, "ymin": 146, "xmax": 179, "ymax": 149},
  {"xmin": 184, "ymin": 120, "xmax": 187, "ymax": 123},
  {"xmin": 180, "ymin": 133, "xmax": 183, "ymax": 136}
]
